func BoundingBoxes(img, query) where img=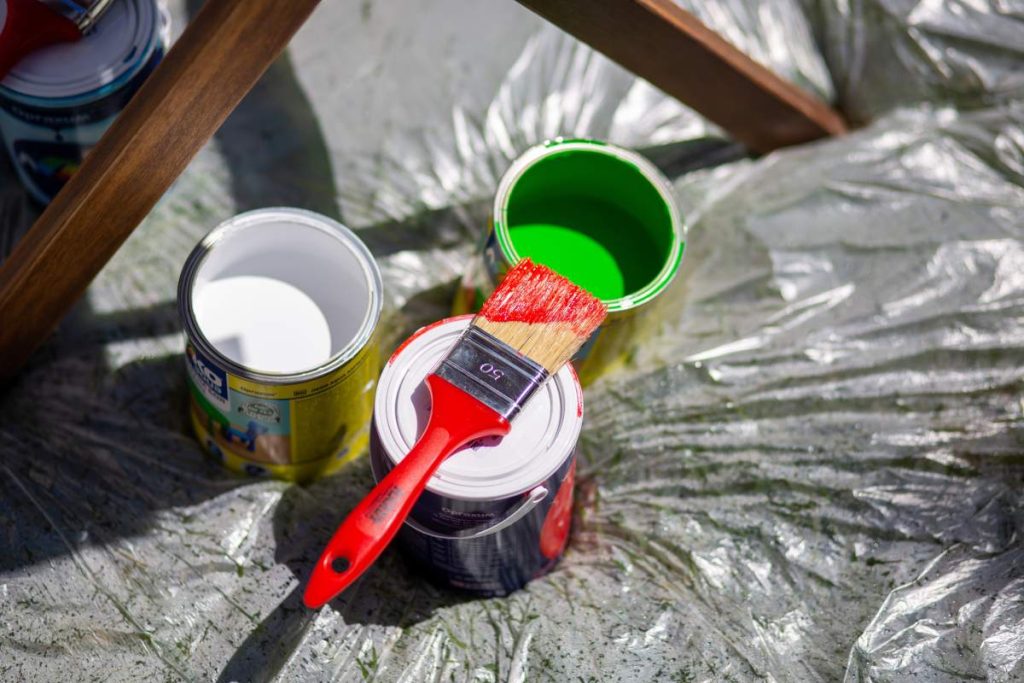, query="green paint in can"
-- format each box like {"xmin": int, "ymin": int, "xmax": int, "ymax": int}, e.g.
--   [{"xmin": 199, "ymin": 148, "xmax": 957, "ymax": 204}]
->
[
  {"xmin": 504, "ymin": 148, "xmax": 676, "ymax": 302},
  {"xmin": 456, "ymin": 139, "xmax": 686, "ymax": 384}
]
